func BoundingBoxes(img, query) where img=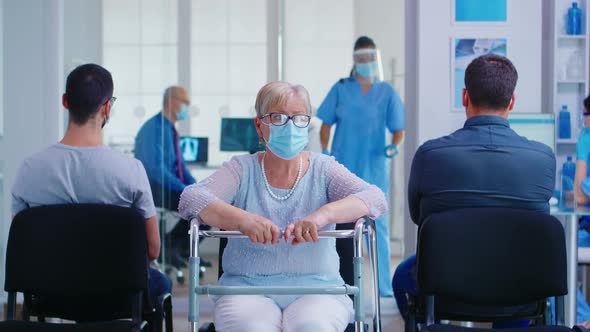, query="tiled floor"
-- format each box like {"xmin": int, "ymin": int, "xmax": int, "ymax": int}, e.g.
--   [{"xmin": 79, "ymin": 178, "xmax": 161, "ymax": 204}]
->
[{"xmin": 168, "ymin": 255, "xmax": 405, "ymax": 331}]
